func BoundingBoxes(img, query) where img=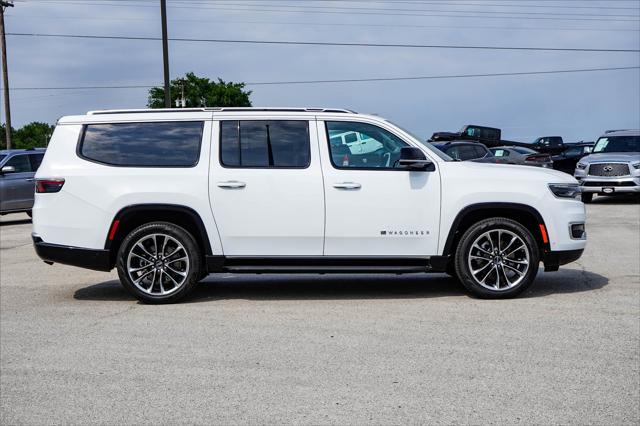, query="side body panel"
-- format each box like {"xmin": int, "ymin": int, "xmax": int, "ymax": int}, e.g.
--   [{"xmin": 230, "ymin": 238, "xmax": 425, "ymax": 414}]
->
[
  {"xmin": 437, "ymin": 161, "xmax": 587, "ymax": 254},
  {"xmin": 33, "ymin": 115, "xmax": 223, "ymax": 253}
]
